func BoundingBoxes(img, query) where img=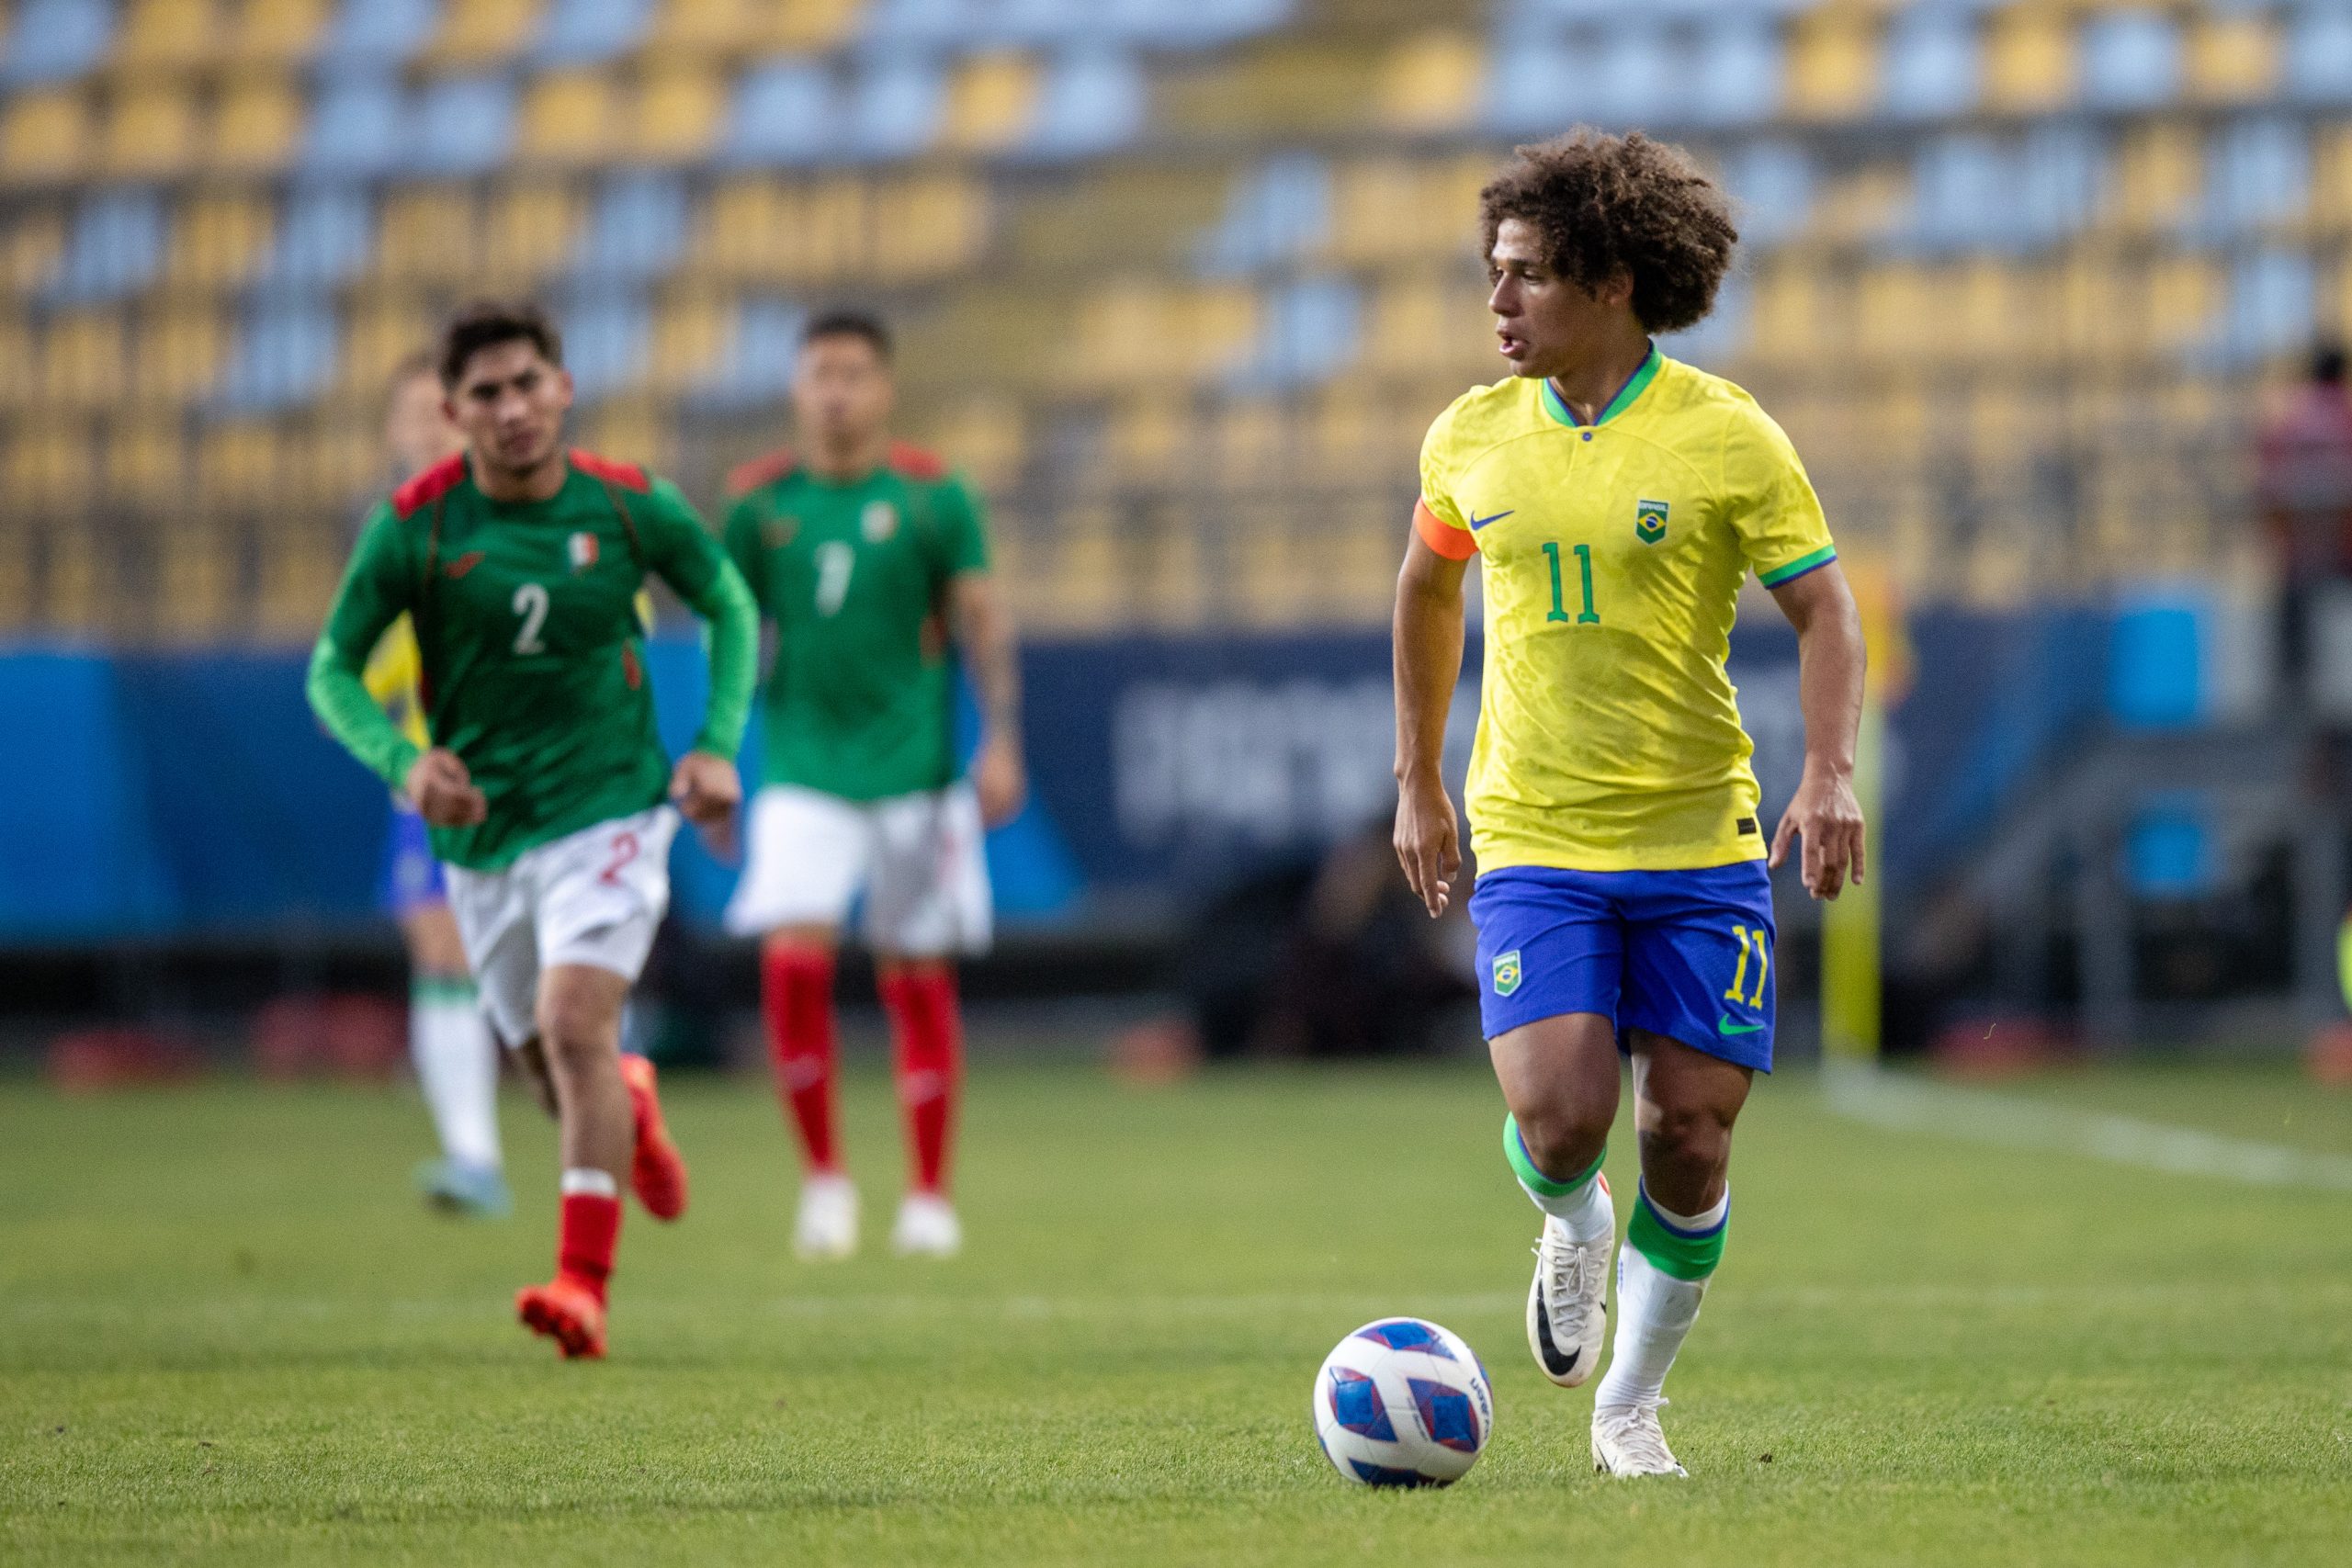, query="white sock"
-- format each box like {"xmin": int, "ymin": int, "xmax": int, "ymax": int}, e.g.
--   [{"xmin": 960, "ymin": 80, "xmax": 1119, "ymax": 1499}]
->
[
  {"xmin": 1593, "ymin": 1188, "xmax": 1728, "ymax": 1412},
  {"xmin": 1528, "ymin": 1166, "xmax": 1615, "ymax": 1245},
  {"xmin": 560, "ymin": 1168, "xmax": 618, "ymax": 1198},
  {"xmin": 412, "ymin": 981, "xmax": 501, "ymax": 1173}
]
